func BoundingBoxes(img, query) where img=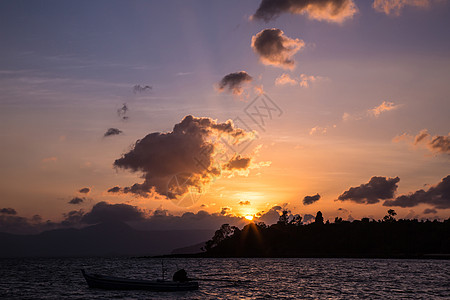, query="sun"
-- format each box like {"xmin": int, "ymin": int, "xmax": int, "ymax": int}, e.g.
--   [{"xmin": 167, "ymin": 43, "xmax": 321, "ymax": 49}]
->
[{"xmin": 245, "ymin": 215, "xmax": 254, "ymax": 221}]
